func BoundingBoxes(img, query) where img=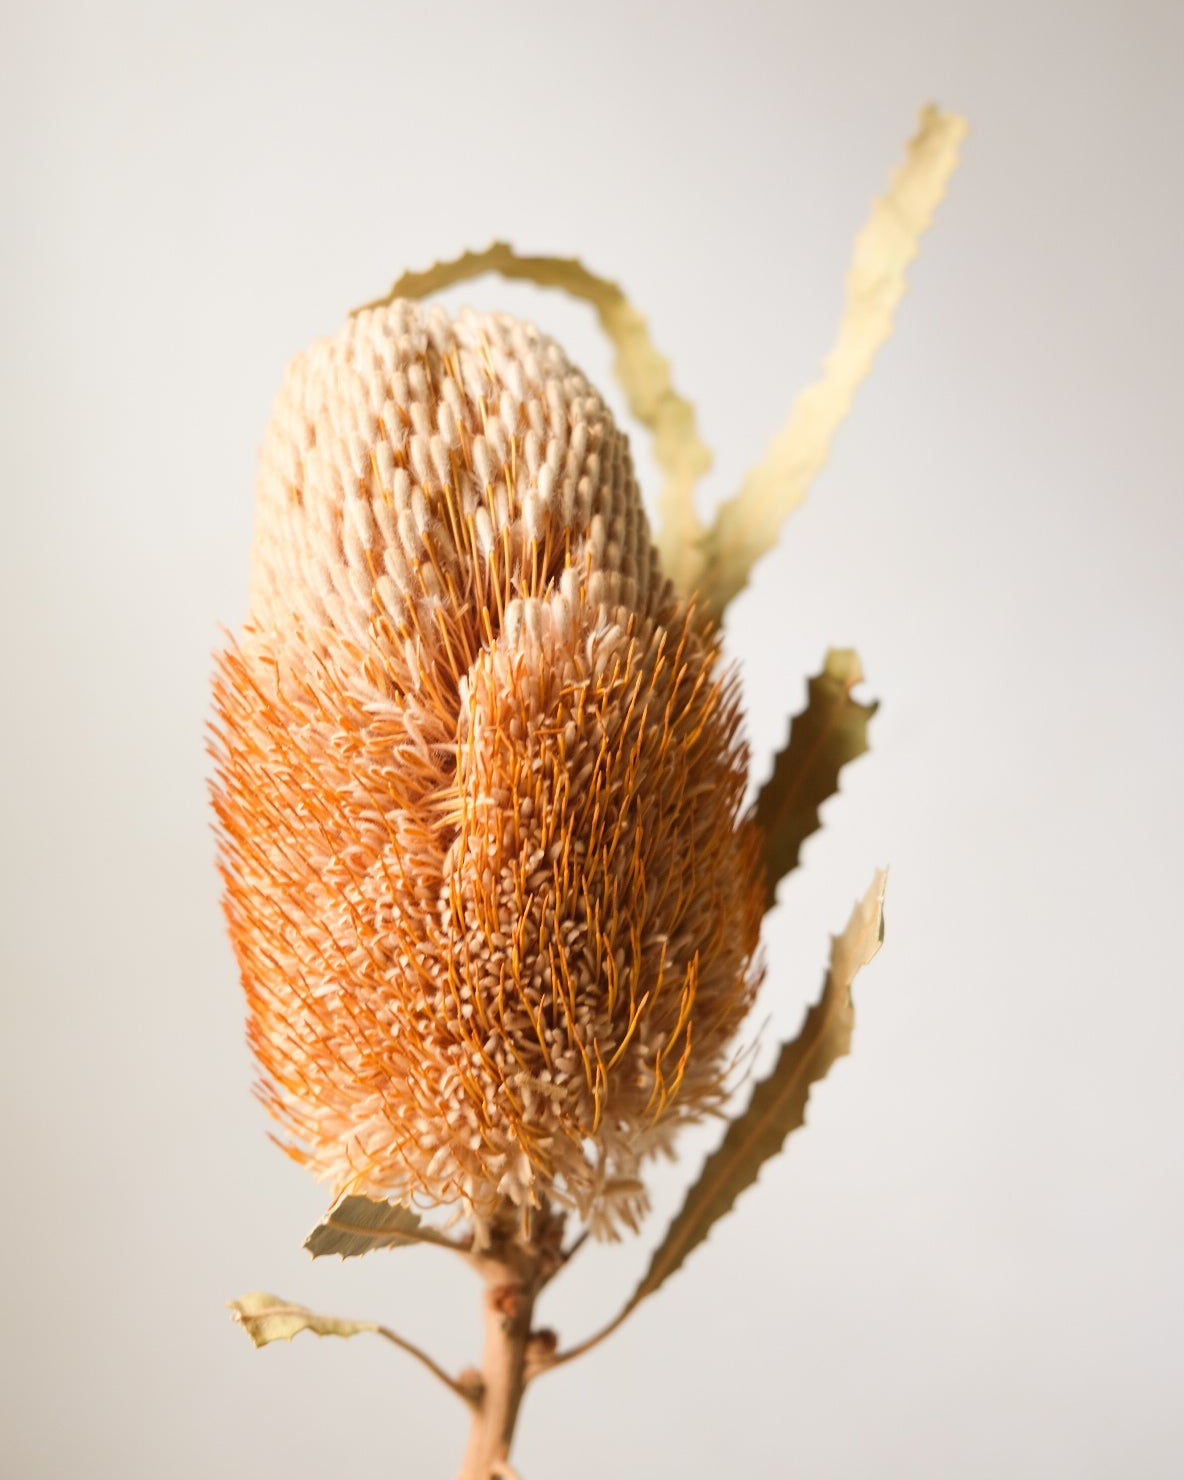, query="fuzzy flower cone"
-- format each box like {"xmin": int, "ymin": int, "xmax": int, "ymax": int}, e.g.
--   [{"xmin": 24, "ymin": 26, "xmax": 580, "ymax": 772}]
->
[{"xmin": 211, "ymin": 302, "xmax": 766, "ymax": 1235}]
